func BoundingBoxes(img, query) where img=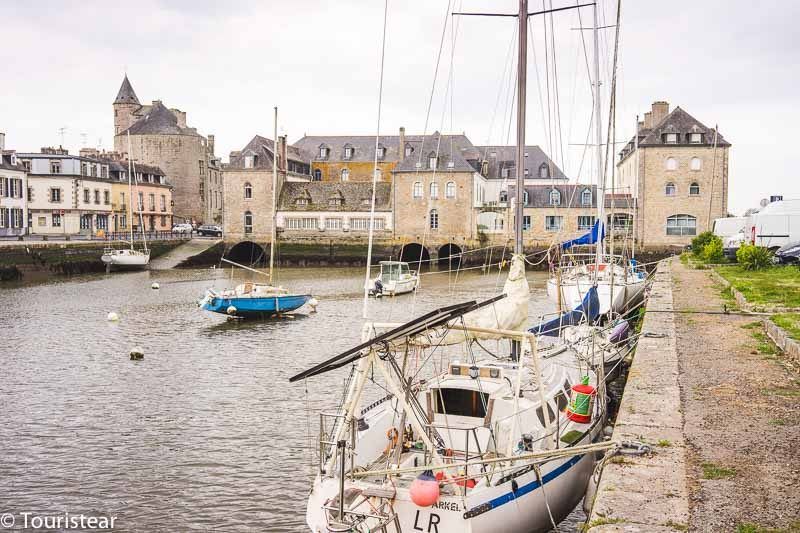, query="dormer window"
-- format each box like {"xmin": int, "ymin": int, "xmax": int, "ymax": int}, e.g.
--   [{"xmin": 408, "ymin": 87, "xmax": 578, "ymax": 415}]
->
[
  {"xmin": 405, "ymin": 144, "xmax": 414, "ymax": 157},
  {"xmin": 447, "ymin": 161, "xmax": 455, "ymax": 169},
  {"xmin": 319, "ymin": 145, "xmax": 329, "ymax": 159},
  {"xmin": 329, "ymin": 197, "xmax": 343, "ymax": 207},
  {"xmin": 428, "ymin": 153, "xmax": 437, "ymax": 170},
  {"xmin": 344, "ymin": 146, "xmax": 353, "ymax": 160},
  {"xmin": 663, "ymin": 133, "xmax": 678, "ymax": 144},
  {"xmin": 539, "ymin": 163, "xmax": 549, "ymax": 178},
  {"xmin": 481, "ymin": 161, "xmax": 489, "ymax": 176},
  {"xmin": 549, "ymin": 189, "xmax": 561, "ymax": 206},
  {"xmin": 688, "ymin": 133, "xmax": 703, "ymax": 144},
  {"xmin": 296, "ymin": 197, "xmax": 309, "ymax": 206},
  {"xmin": 499, "ymin": 190, "xmax": 508, "ymax": 203},
  {"xmin": 581, "ymin": 189, "xmax": 592, "ymax": 206},
  {"xmin": 501, "ymin": 166, "xmax": 509, "ymax": 179},
  {"xmin": 50, "ymin": 161, "xmax": 61, "ymax": 174},
  {"xmin": 244, "ymin": 155, "xmax": 255, "ymax": 169},
  {"xmin": 375, "ymin": 145, "xmax": 386, "ymax": 160}
]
